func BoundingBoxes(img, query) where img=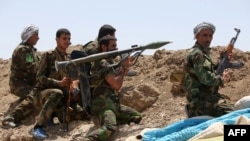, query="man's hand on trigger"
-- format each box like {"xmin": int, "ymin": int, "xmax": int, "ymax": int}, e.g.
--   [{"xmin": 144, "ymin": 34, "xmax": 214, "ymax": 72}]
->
[
  {"xmin": 128, "ymin": 56, "xmax": 135, "ymax": 67},
  {"xmin": 121, "ymin": 56, "xmax": 134, "ymax": 68}
]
